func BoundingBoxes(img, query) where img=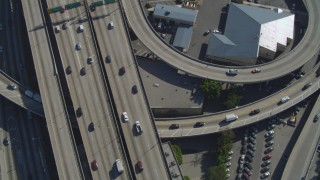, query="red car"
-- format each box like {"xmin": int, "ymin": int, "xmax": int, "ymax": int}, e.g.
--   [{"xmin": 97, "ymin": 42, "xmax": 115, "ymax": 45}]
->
[
  {"xmin": 91, "ymin": 160, "xmax": 98, "ymax": 171},
  {"xmin": 137, "ymin": 160, "xmax": 143, "ymax": 171},
  {"xmin": 263, "ymin": 153, "xmax": 272, "ymax": 160}
]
